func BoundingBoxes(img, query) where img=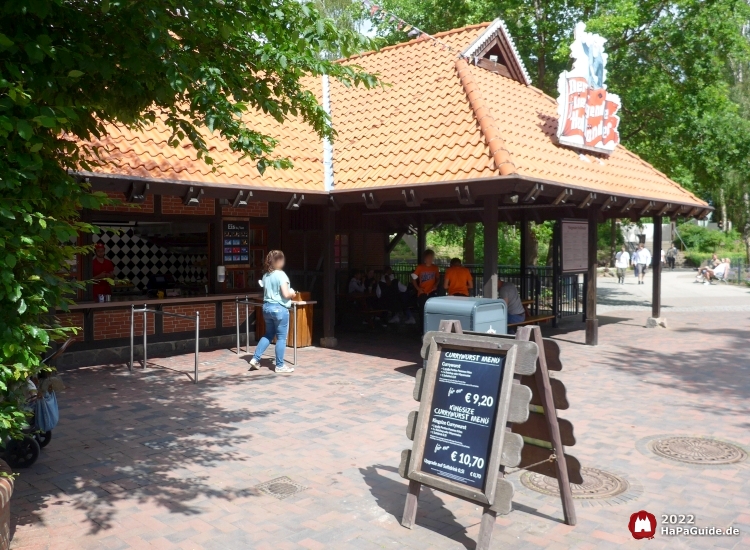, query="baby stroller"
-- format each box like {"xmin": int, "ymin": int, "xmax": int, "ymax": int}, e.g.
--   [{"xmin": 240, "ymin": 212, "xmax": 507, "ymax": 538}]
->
[{"xmin": 2, "ymin": 338, "xmax": 70, "ymax": 469}]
